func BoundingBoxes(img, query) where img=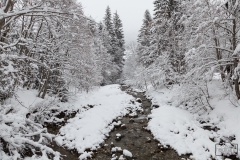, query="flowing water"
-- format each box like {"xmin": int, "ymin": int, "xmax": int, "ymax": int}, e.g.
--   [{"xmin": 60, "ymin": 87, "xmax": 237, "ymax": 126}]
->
[
  {"xmin": 47, "ymin": 86, "xmax": 191, "ymax": 160},
  {"xmin": 91, "ymin": 86, "xmax": 191, "ymax": 160}
]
